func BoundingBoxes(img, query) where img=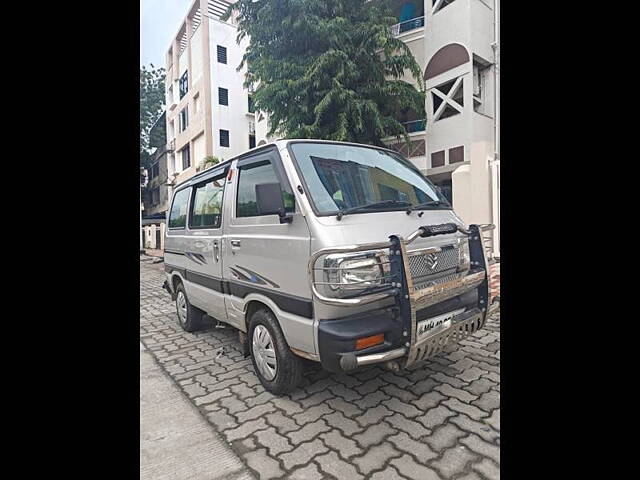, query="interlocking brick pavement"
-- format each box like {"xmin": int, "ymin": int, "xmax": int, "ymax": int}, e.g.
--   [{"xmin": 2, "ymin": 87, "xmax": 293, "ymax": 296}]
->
[{"xmin": 140, "ymin": 260, "xmax": 500, "ymax": 479}]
